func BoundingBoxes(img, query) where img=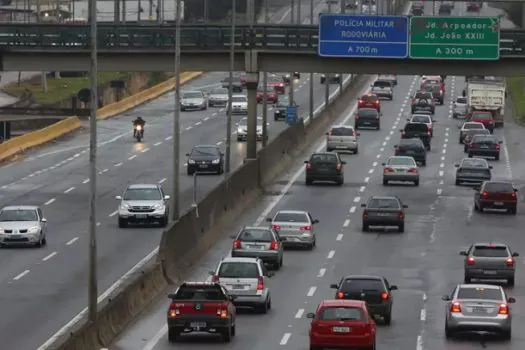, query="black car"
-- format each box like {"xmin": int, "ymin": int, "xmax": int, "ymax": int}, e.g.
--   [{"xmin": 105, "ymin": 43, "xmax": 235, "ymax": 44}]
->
[
  {"xmin": 320, "ymin": 74, "xmax": 341, "ymax": 84},
  {"xmin": 282, "ymin": 72, "xmax": 300, "ymax": 84},
  {"xmin": 467, "ymin": 135, "xmax": 502, "ymax": 160},
  {"xmin": 438, "ymin": 3, "xmax": 452, "ymax": 14},
  {"xmin": 455, "ymin": 157, "xmax": 492, "ymax": 185},
  {"xmin": 361, "ymin": 196, "xmax": 408, "ymax": 233},
  {"xmin": 401, "ymin": 123, "xmax": 431, "ymax": 151},
  {"xmin": 463, "ymin": 129, "xmax": 491, "ymax": 152},
  {"xmin": 186, "ymin": 145, "xmax": 224, "ymax": 175},
  {"xmin": 329, "ymin": 275, "xmax": 397, "ymax": 325},
  {"xmin": 221, "ymin": 77, "xmax": 243, "ymax": 93},
  {"xmin": 304, "ymin": 152, "xmax": 346, "ymax": 186},
  {"xmin": 355, "ymin": 108, "xmax": 380, "ymax": 130},
  {"xmin": 273, "ymin": 97, "xmax": 296, "ymax": 121},
  {"xmin": 394, "ymin": 138, "xmax": 427, "ymax": 165},
  {"xmin": 411, "ymin": 92, "xmax": 435, "ymax": 114},
  {"xmin": 474, "ymin": 181, "xmax": 518, "ymax": 214}
]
